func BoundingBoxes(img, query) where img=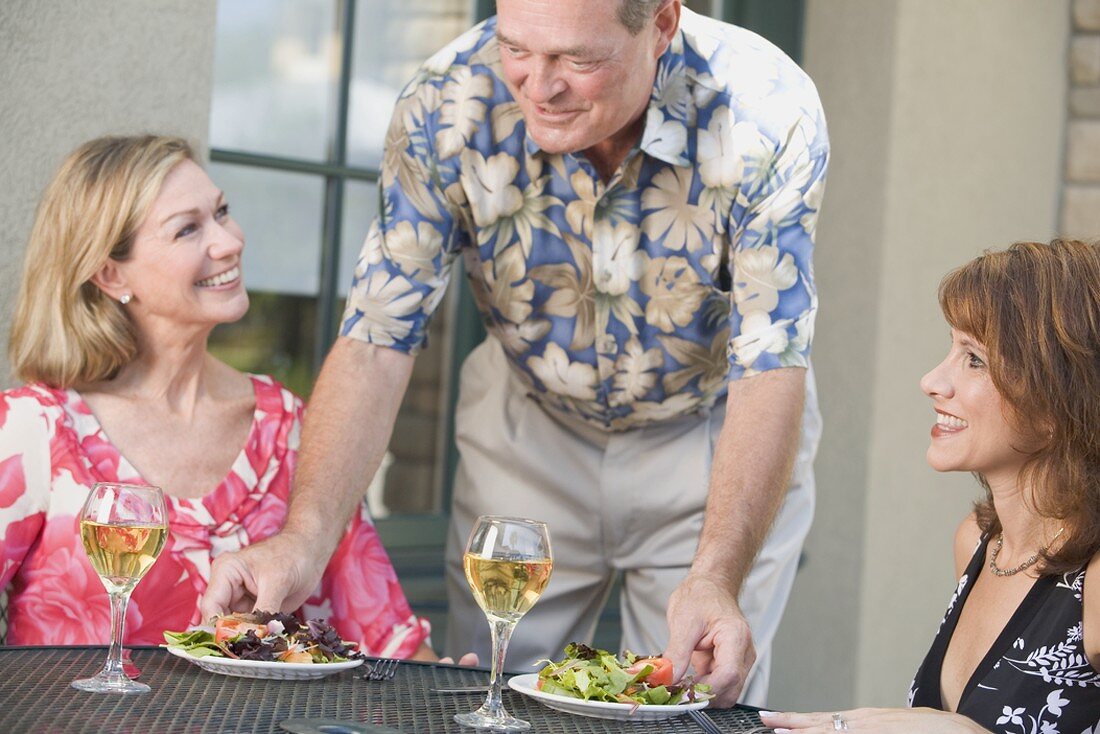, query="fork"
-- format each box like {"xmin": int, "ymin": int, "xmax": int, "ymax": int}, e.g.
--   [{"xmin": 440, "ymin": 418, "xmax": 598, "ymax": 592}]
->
[
  {"xmin": 358, "ymin": 657, "xmax": 399, "ymax": 681},
  {"xmin": 688, "ymin": 709, "xmax": 771, "ymax": 734},
  {"xmin": 688, "ymin": 710, "xmax": 725, "ymax": 734}
]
